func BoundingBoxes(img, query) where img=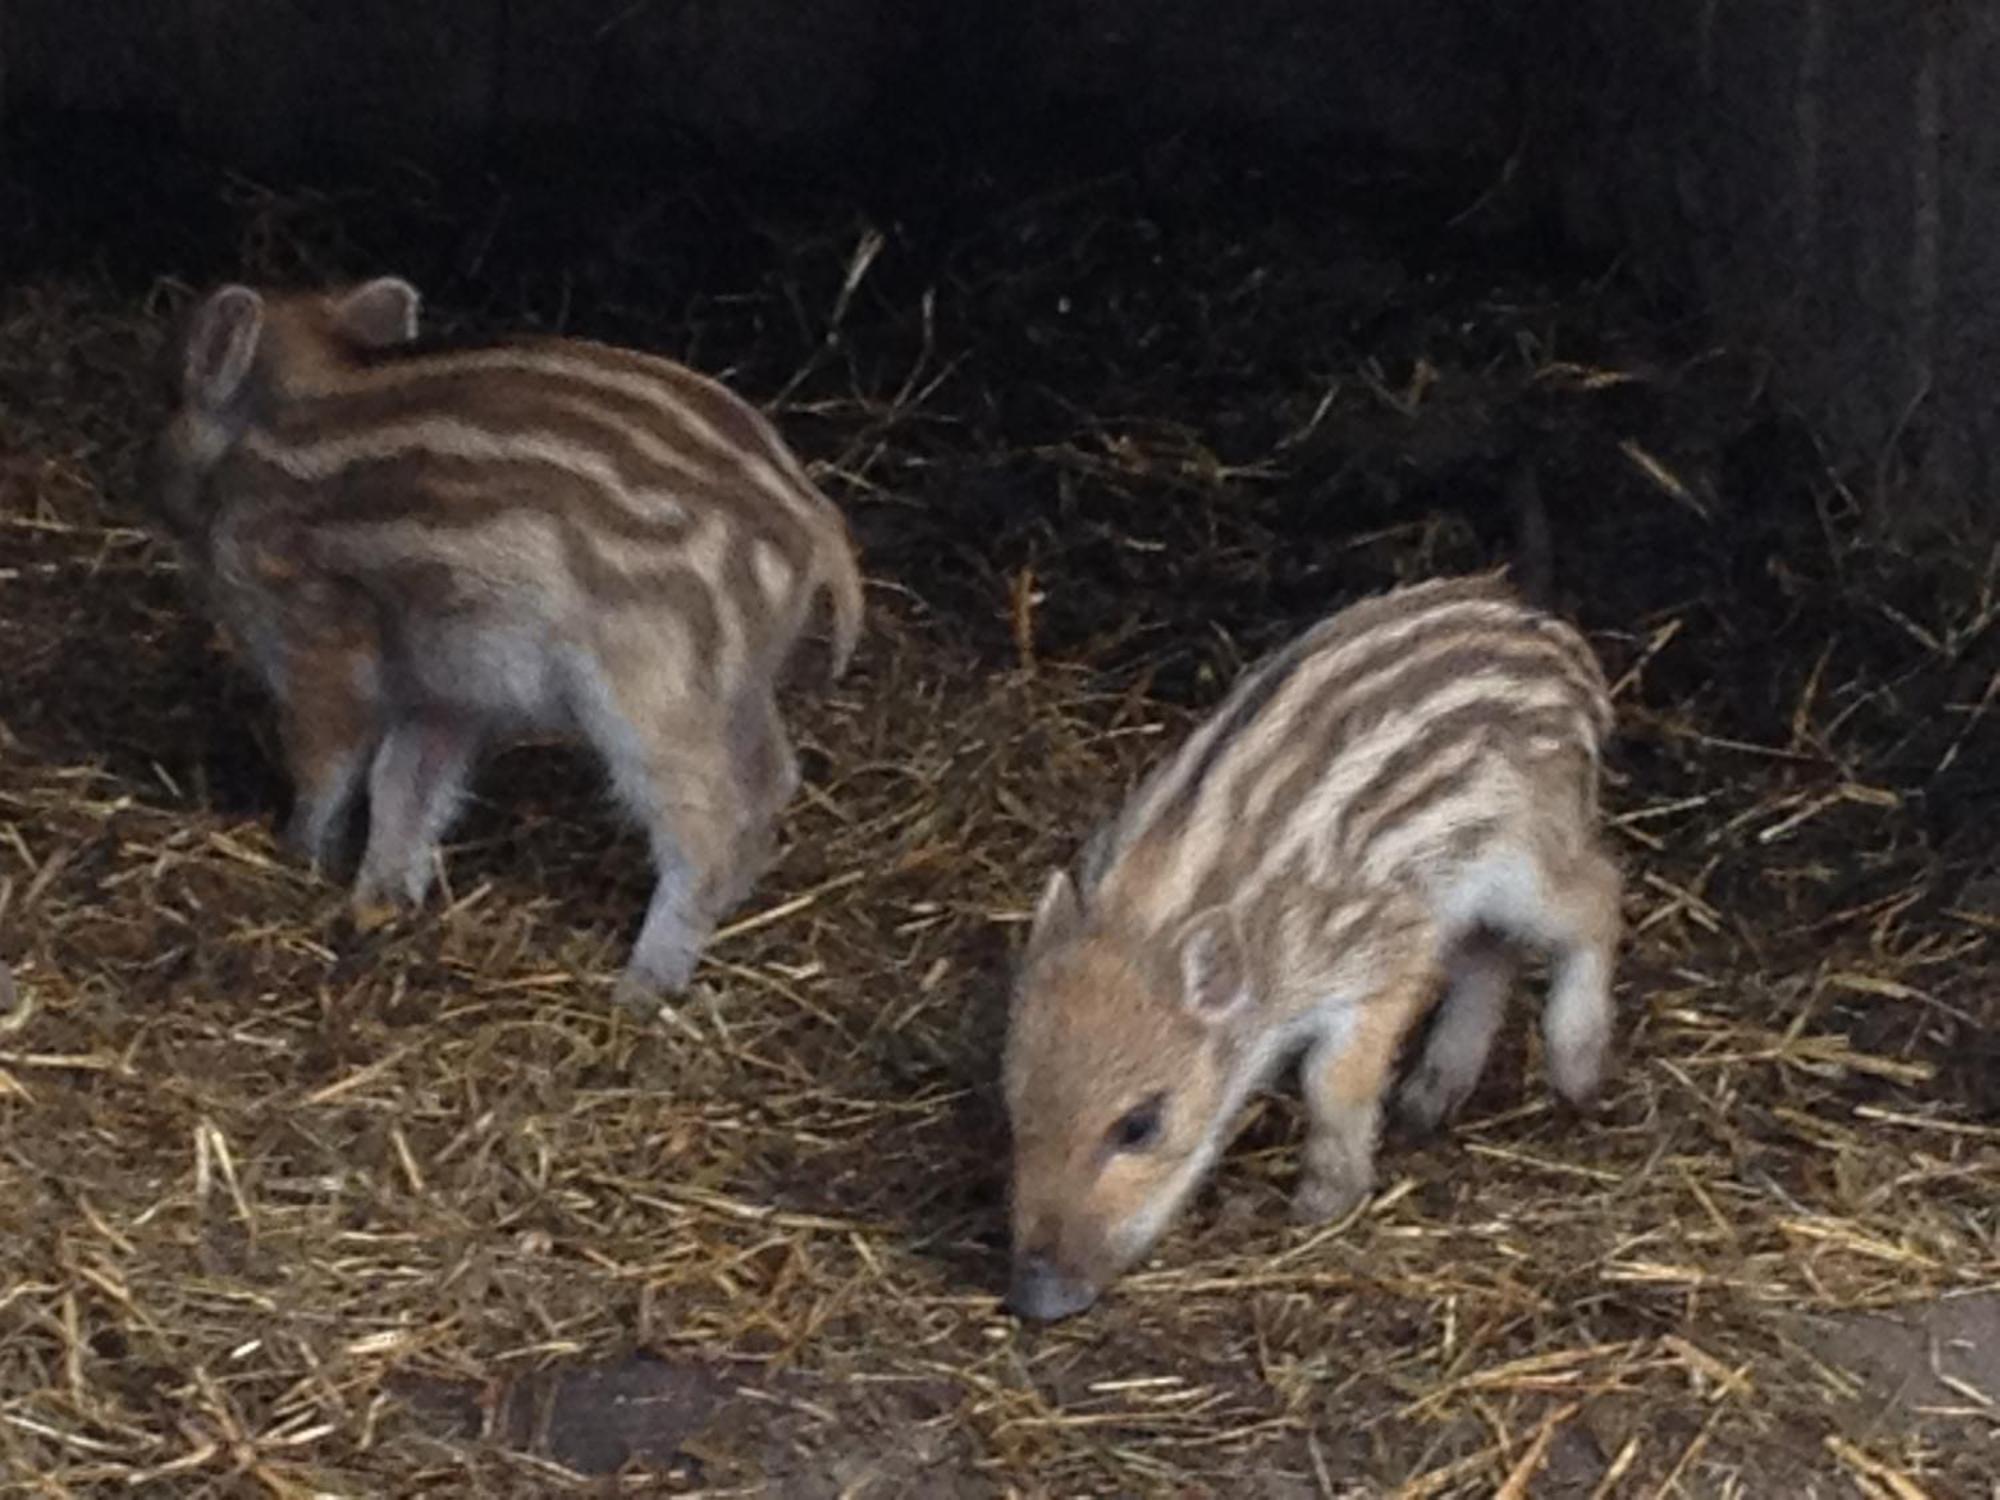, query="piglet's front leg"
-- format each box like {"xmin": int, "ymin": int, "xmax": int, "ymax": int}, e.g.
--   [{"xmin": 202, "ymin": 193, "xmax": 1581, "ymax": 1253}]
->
[
  {"xmin": 351, "ymin": 714, "xmax": 483, "ymax": 924},
  {"xmin": 278, "ymin": 655, "xmax": 381, "ymax": 876},
  {"xmin": 1293, "ymin": 933, "xmax": 1440, "ymax": 1225}
]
